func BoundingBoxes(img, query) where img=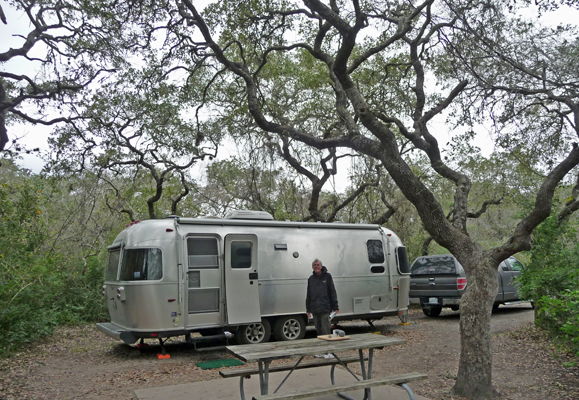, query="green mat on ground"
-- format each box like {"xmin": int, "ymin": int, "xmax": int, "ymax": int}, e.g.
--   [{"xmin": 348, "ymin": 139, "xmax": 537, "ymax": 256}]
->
[{"xmin": 195, "ymin": 359, "xmax": 245, "ymax": 369}]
